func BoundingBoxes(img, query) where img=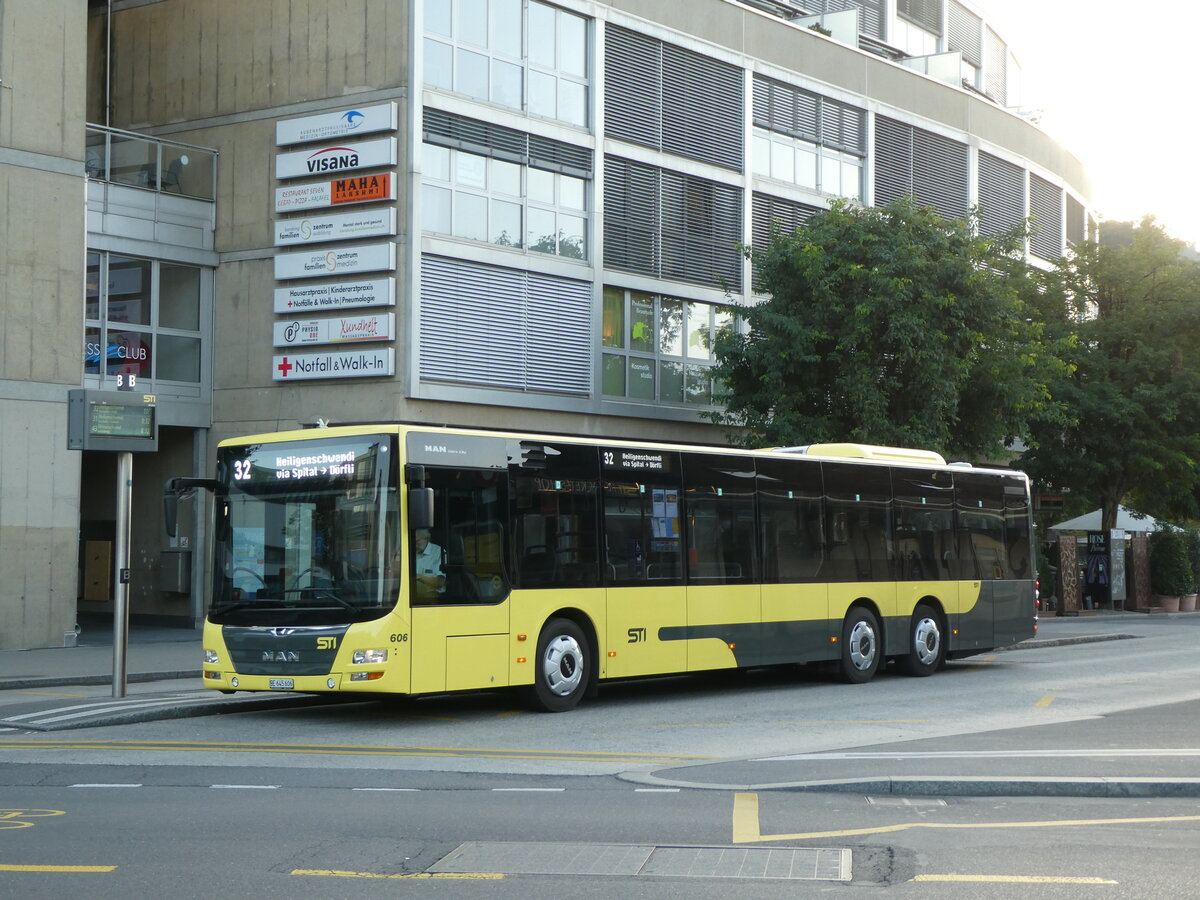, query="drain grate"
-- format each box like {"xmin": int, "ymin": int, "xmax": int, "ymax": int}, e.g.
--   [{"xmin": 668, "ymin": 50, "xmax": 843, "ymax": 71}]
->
[{"xmin": 429, "ymin": 842, "xmax": 851, "ymax": 881}]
